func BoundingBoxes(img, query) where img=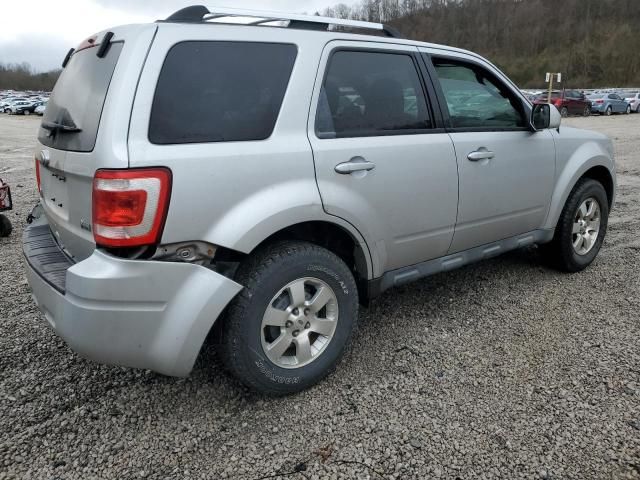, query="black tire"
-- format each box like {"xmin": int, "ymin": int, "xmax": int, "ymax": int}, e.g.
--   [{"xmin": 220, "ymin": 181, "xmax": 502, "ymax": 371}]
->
[
  {"xmin": 542, "ymin": 178, "xmax": 609, "ymax": 272},
  {"xmin": 583, "ymin": 106, "xmax": 590, "ymax": 117},
  {"xmin": 220, "ymin": 241, "xmax": 358, "ymax": 395},
  {"xmin": 0, "ymin": 214, "xmax": 12, "ymax": 237},
  {"xmin": 605, "ymin": 106, "xmax": 612, "ymax": 116},
  {"xmin": 625, "ymin": 105, "xmax": 631, "ymax": 114}
]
